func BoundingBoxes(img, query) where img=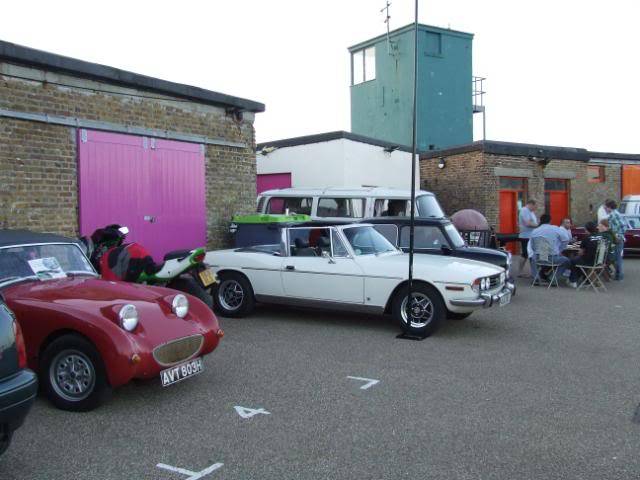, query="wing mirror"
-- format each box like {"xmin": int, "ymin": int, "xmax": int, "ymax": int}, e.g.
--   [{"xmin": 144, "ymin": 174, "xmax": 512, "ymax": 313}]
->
[
  {"xmin": 440, "ymin": 245, "xmax": 453, "ymax": 255},
  {"xmin": 118, "ymin": 226, "xmax": 130, "ymax": 236},
  {"xmin": 321, "ymin": 251, "xmax": 336, "ymax": 264}
]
